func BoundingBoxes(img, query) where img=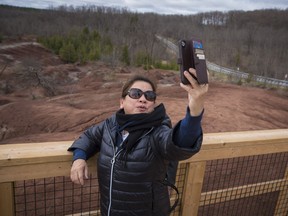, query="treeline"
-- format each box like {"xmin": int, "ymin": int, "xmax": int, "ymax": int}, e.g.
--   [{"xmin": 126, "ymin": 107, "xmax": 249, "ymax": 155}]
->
[
  {"xmin": 0, "ymin": 5, "xmax": 287, "ymax": 79},
  {"xmin": 38, "ymin": 27, "xmax": 113, "ymax": 64}
]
